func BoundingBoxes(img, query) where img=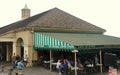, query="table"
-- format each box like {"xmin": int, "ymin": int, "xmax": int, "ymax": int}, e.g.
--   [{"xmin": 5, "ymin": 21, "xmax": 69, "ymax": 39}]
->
[
  {"xmin": 44, "ymin": 61, "xmax": 50, "ymax": 64},
  {"xmin": 44, "ymin": 61, "xmax": 50, "ymax": 68},
  {"xmin": 96, "ymin": 64, "xmax": 102, "ymax": 66},
  {"xmin": 86, "ymin": 64, "xmax": 94, "ymax": 73}
]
